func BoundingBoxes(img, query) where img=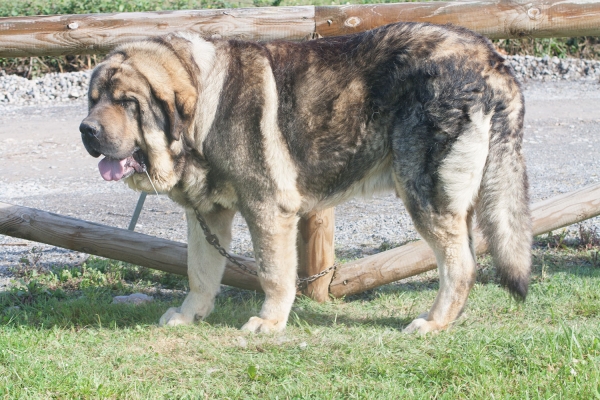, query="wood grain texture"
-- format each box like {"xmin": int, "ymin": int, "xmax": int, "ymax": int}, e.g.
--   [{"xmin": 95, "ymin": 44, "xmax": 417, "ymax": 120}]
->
[
  {"xmin": 315, "ymin": 0, "xmax": 600, "ymax": 39},
  {"xmin": 329, "ymin": 183, "xmax": 600, "ymax": 298},
  {"xmin": 0, "ymin": 202, "xmax": 262, "ymax": 291},
  {"xmin": 297, "ymin": 209, "xmax": 335, "ymax": 302},
  {"xmin": 2, "ymin": 1, "xmax": 600, "ymax": 57},
  {"xmin": 0, "ymin": 6, "xmax": 315, "ymax": 57}
]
